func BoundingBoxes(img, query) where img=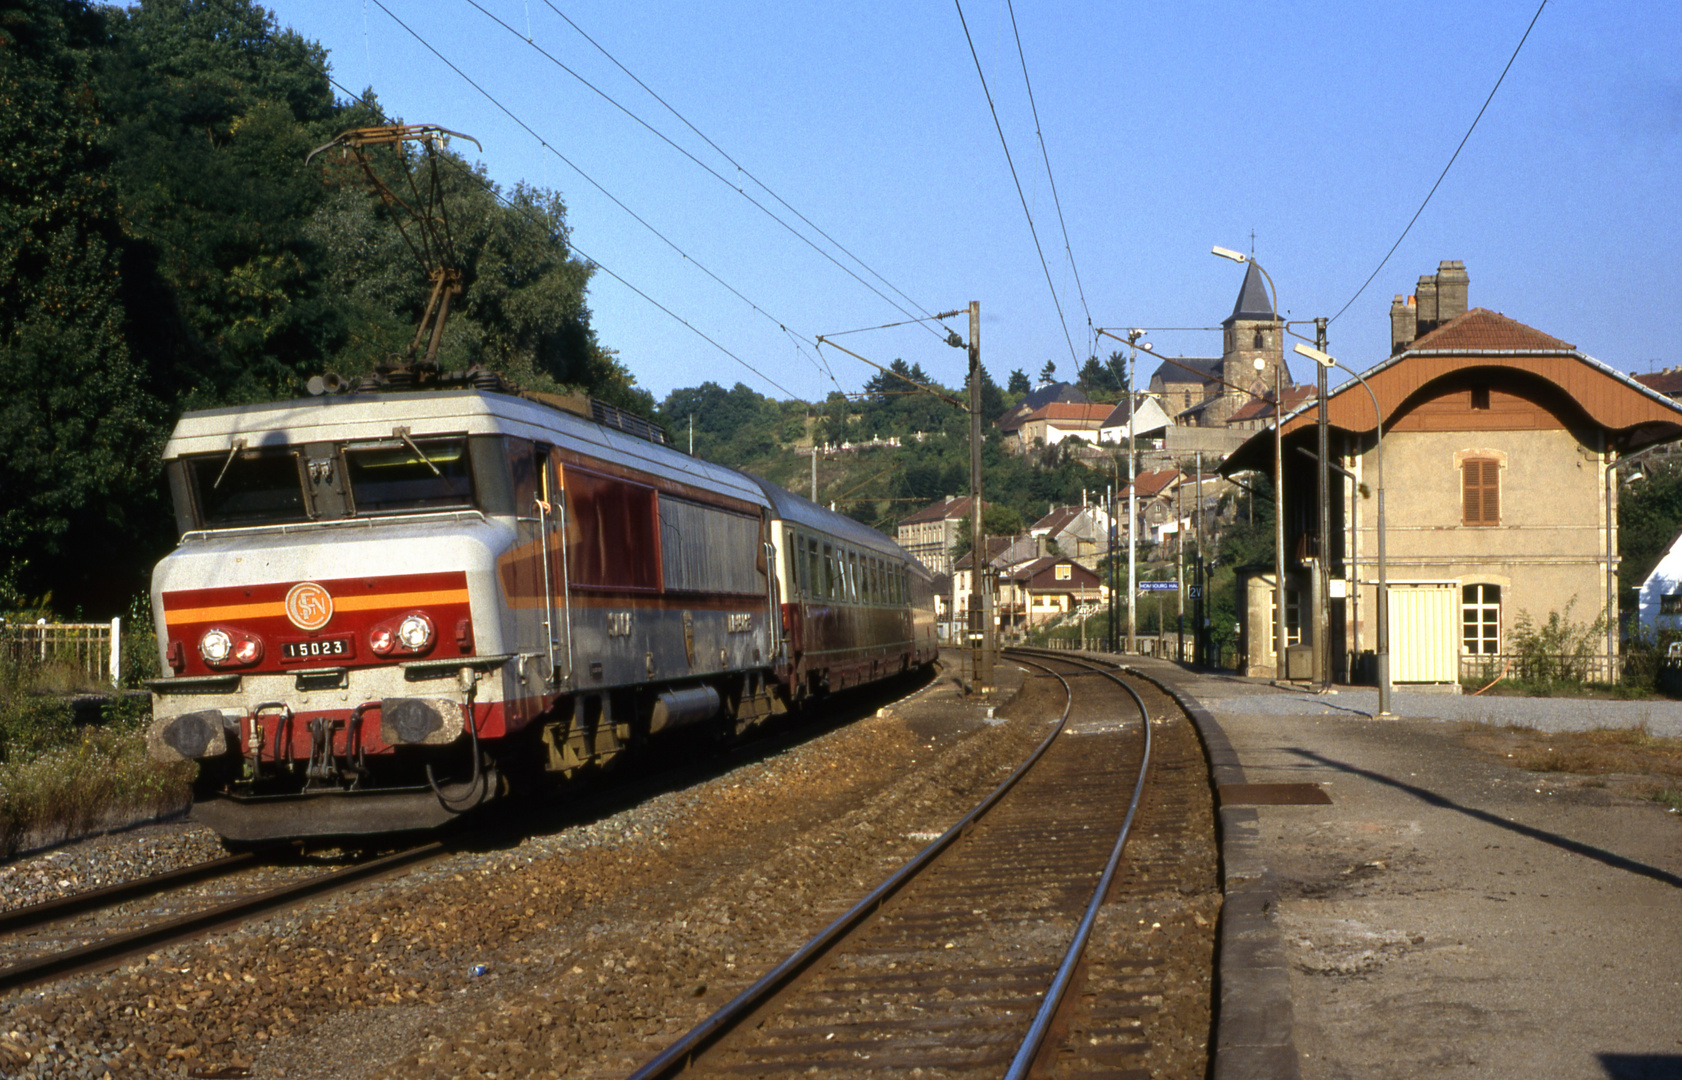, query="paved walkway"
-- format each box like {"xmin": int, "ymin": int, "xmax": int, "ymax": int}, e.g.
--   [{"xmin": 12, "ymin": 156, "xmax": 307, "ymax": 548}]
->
[{"xmin": 1121, "ymin": 657, "xmax": 1682, "ymax": 1080}]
